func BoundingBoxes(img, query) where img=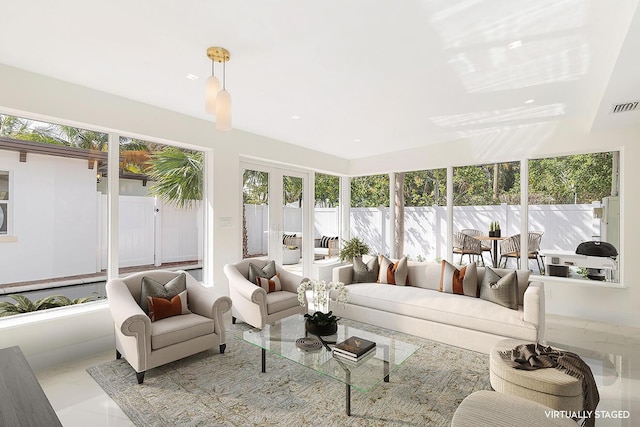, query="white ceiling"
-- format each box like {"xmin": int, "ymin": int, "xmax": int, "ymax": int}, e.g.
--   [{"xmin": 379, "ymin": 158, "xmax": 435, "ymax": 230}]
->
[{"xmin": 1, "ymin": 0, "xmax": 639, "ymax": 159}]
